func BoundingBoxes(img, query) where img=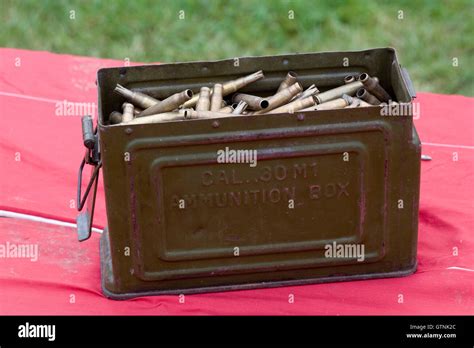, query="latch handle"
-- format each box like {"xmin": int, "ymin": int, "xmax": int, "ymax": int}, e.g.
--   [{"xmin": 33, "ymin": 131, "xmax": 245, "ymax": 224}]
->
[
  {"xmin": 82, "ymin": 116, "xmax": 96, "ymax": 149},
  {"xmin": 76, "ymin": 115, "xmax": 101, "ymax": 242}
]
